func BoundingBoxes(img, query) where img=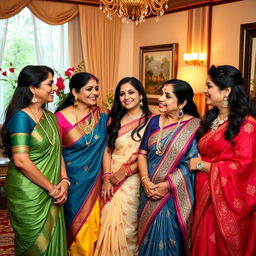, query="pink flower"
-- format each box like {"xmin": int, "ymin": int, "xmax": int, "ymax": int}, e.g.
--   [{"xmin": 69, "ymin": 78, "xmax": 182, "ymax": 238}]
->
[
  {"xmin": 9, "ymin": 68, "xmax": 15, "ymax": 73},
  {"xmin": 2, "ymin": 71, "xmax": 7, "ymax": 76},
  {"xmin": 56, "ymin": 77, "xmax": 65, "ymax": 90}
]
